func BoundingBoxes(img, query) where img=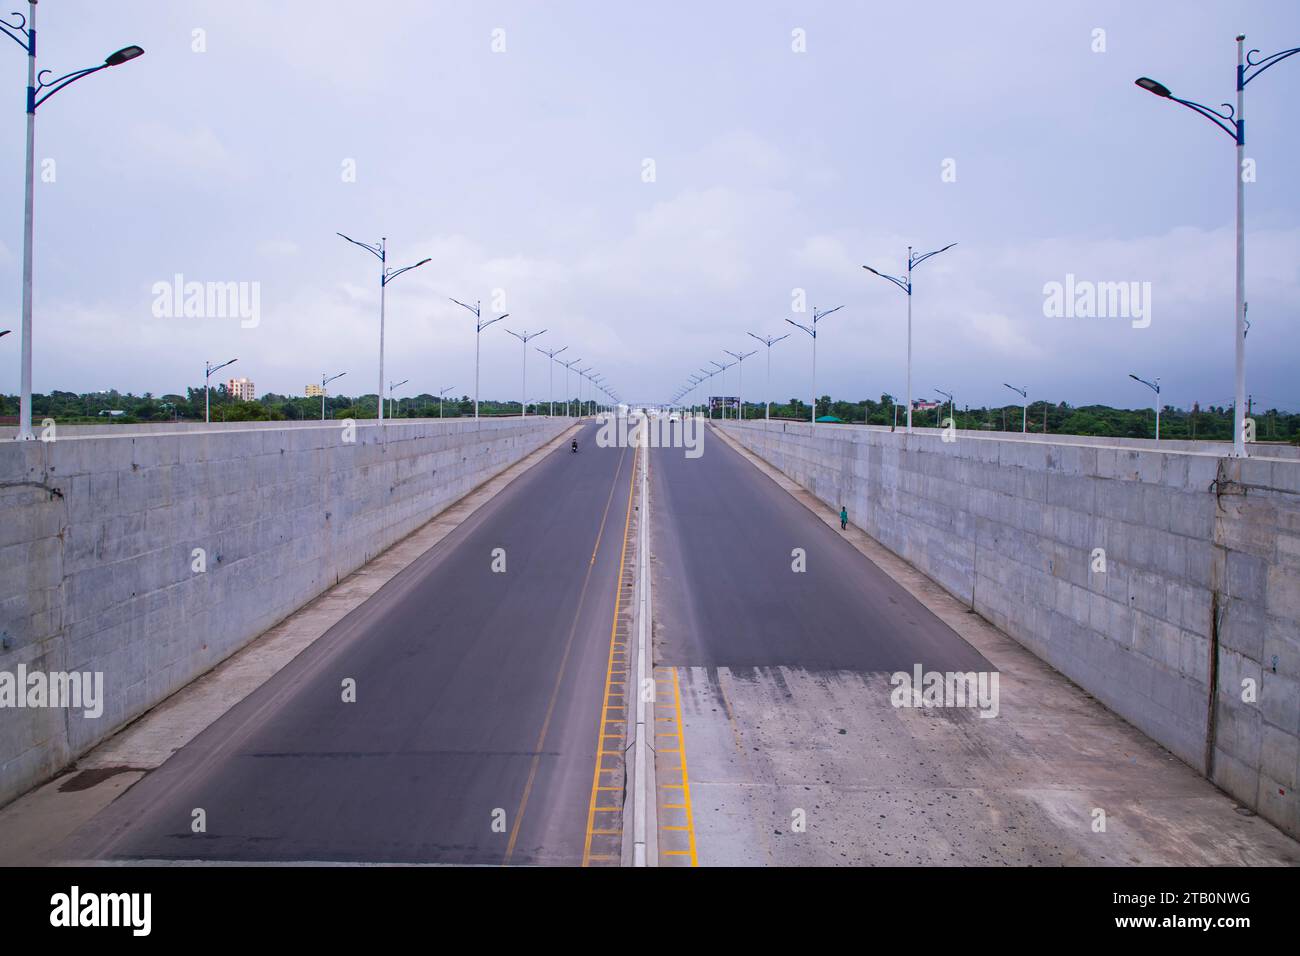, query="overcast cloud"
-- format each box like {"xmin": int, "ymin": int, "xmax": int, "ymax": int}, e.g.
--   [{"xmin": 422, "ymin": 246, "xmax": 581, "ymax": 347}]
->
[{"xmin": 0, "ymin": 0, "xmax": 1297, "ymax": 411}]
